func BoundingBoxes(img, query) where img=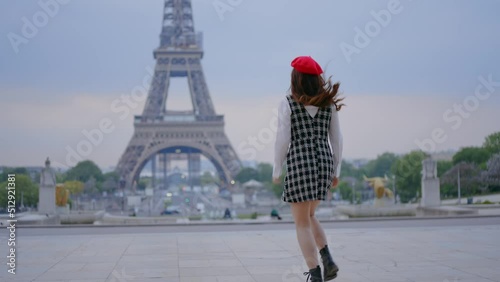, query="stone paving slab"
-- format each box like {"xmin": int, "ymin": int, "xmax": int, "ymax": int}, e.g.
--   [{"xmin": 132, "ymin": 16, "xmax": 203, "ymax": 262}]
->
[{"xmin": 1, "ymin": 225, "xmax": 499, "ymax": 282}]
